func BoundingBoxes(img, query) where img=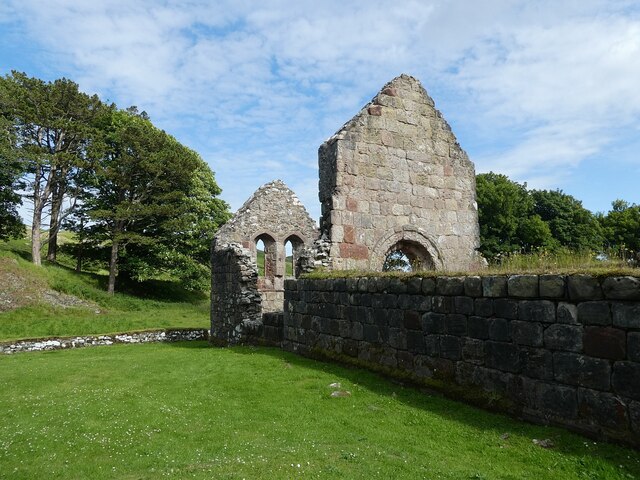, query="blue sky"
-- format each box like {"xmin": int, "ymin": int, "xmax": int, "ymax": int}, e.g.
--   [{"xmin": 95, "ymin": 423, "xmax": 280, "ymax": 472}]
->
[{"xmin": 2, "ymin": 0, "xmax": 640, "ymax": 223}]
